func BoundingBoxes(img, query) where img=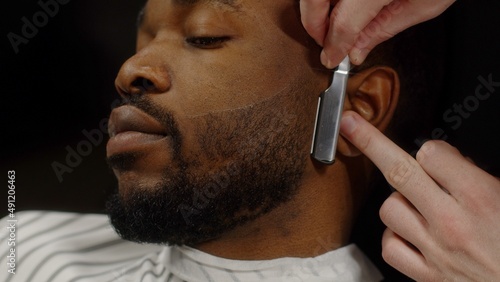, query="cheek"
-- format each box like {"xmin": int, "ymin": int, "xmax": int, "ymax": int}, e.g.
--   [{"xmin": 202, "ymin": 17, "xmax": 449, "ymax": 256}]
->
[
  {"xmin": 172, "ymin": 63, "xmax": 296, "ymax": 117},
  {"xmin": 161, "ymin": 38, "xmax": 310, "ymax": 118}
]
